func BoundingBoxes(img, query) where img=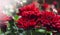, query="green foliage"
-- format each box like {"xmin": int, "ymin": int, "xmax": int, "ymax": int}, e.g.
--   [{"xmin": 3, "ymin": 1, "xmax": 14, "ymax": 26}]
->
[{"xmin": 14, "ymin": 15, "xmax": 19, "ymax": 20}]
